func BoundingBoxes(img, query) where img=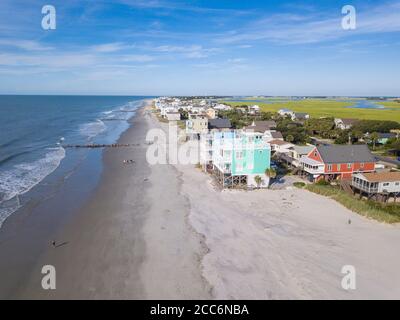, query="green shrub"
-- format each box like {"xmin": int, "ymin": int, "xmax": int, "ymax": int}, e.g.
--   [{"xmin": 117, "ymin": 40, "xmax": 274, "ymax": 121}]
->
[
  {"xmin": 293, "ymin": 182, "xmax": 306, "ymax": 188},
  {"xmin": 315, "ymin": 179, "xmax": 330, "ymax": 186}
]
